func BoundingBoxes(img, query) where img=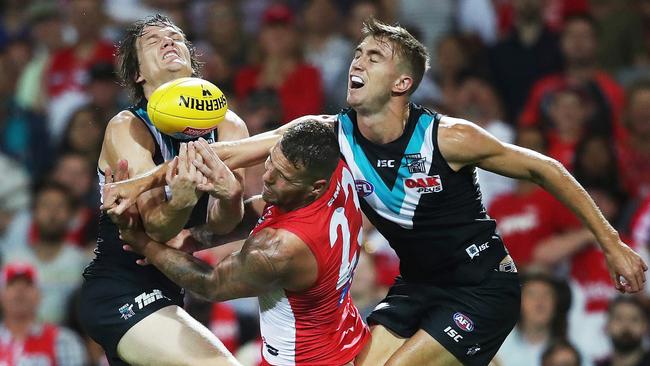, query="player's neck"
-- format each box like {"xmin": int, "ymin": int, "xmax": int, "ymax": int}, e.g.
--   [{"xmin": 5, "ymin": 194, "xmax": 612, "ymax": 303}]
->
[
  {"xmin": 143, "ymin": 73, "xmax": 186, "ymax": 100},
  {"xmin": 356, "ymin": 100, "xmax": 410, "ymax": 145}
]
